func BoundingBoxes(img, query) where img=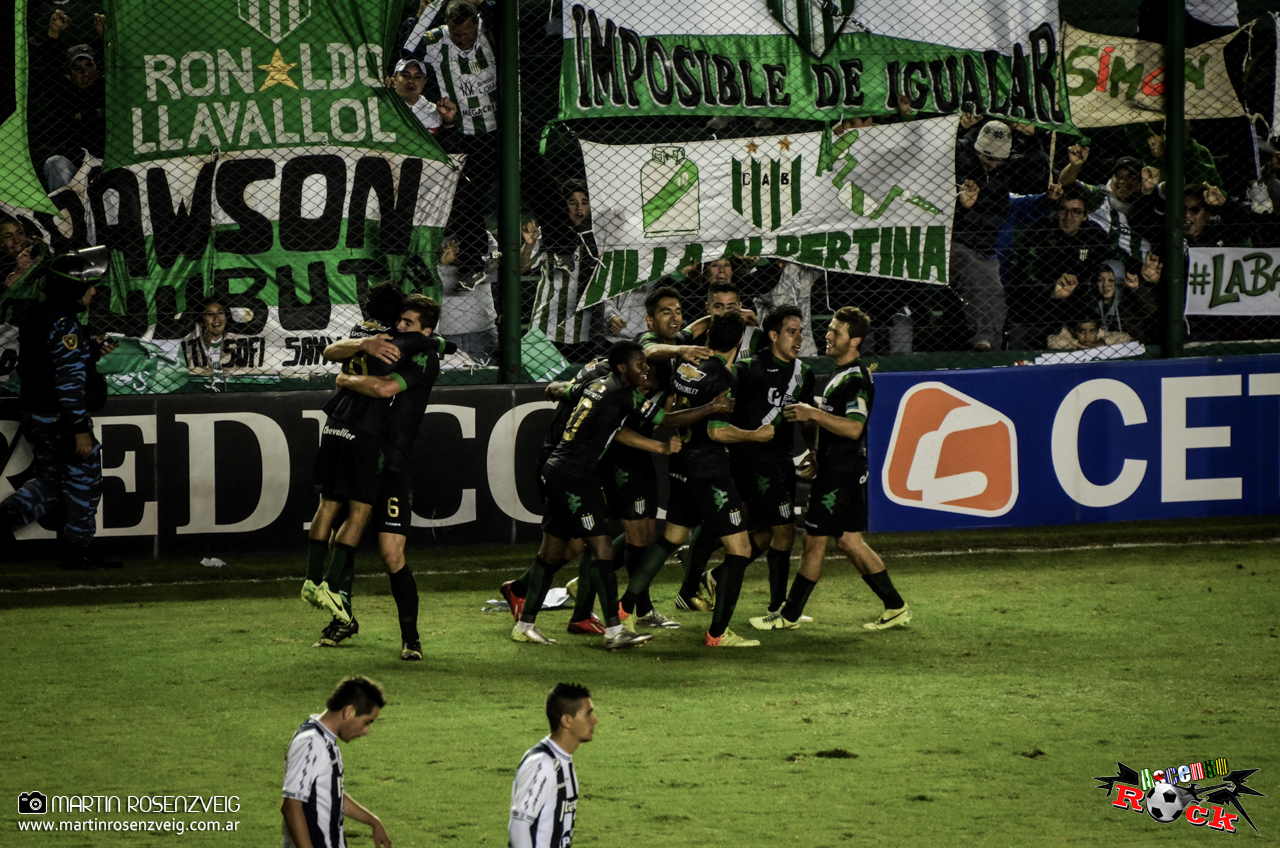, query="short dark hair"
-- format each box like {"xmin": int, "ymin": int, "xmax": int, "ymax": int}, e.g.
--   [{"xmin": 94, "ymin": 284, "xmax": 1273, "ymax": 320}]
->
[
  {"xmin": 326, "ymin": 676, "xmax": 387, "ymax": 716},
  {"xmin": 707, "ymin": 310, "xmax": 746, "ymax": 352},
  {"xmin": 1057, "ymin": 183, "xmax": 1089, "ymax": 207},
  {"xmin": 364, "ymin": 281, "xmax": 405, "ymax": 327},
  {"xmin": 402, "ymin": 293, "xmax": 440, "ymax": 330},
  {"xmin": 762, "ymin": 305, "xmax": 803, "ymax": 338},
  {"xmin": 832, "ymin": 306, "xmax": 871, "ymax": 339},
  {"xmin": 546, "ymin": 682, "xmax": 591, "ymax": 733},
  {"xmin": 607, "ymin": 340, "xmax": 644, "ymax": 372},
  {"xmin": 1183, "ymin": 182, "xmax": 1209, "ymax": 202},
  {"xmin": 444, "ymin": 0, "xmax": 478, "ymax": 25},
  {"xmin": 706, "ymin": 279, "xmax": 739, "ymax": 303},
  {"xmin": 645, "ymin": 285, "xmax": 680, "ymax": 318},
  {"xmin": 562, "ymin": 179, "xmax": 589, "ymax": 204}
]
